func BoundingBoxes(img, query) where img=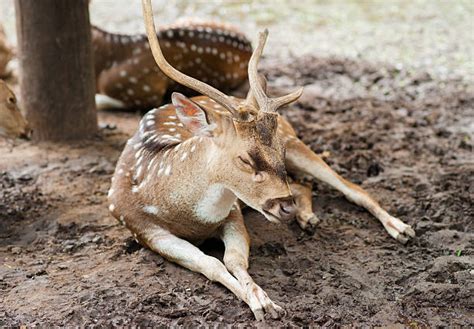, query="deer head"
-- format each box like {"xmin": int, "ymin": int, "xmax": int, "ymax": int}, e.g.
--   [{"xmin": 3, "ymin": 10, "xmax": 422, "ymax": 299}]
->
[
  {"xmin": 142, "ymin": 0, "xmax": 303, "ymax": 222},
  {"xmin": 0, "ymin": 80, "xmax": 31, "ymax": 140}
]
